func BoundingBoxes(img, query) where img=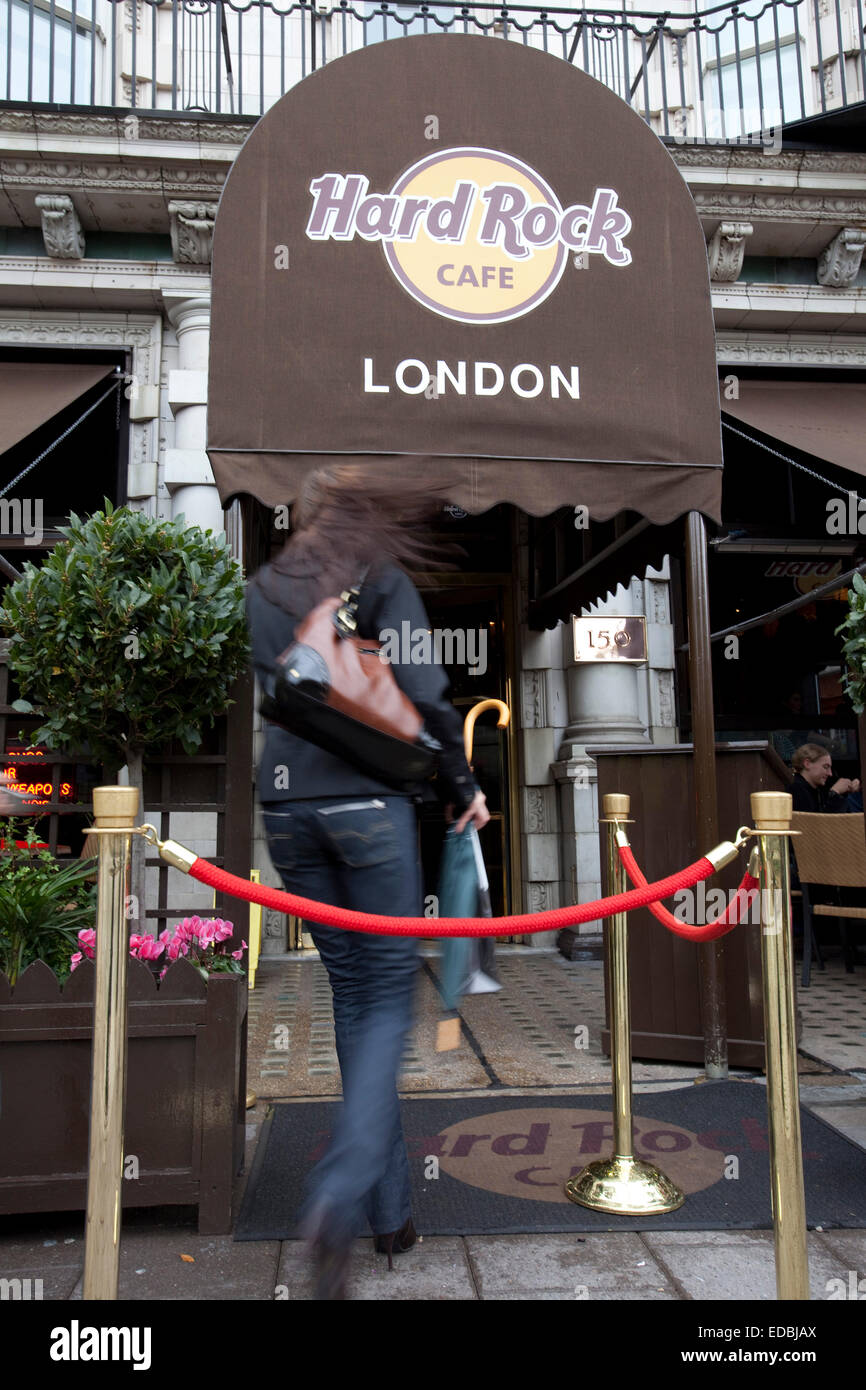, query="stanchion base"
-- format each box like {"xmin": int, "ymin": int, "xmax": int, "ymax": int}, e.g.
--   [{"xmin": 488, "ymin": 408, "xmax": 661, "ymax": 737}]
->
[{"xmin": 565, "ymin": 1156, "xmax": 685, "ymax": 1215}]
